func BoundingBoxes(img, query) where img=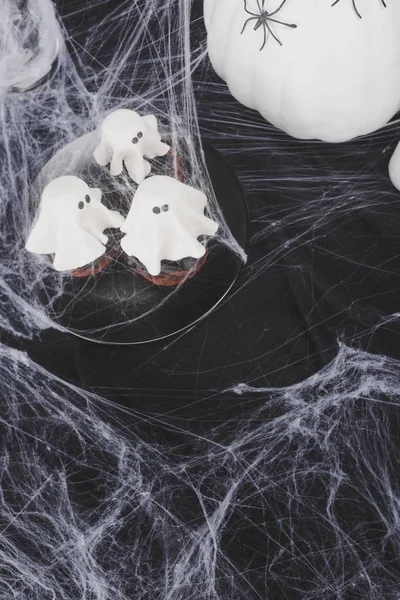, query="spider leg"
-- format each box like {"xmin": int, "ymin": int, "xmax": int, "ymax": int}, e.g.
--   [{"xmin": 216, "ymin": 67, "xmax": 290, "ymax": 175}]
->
[
  {"xmin": 267, "ymin": 17, "xmax": 297, "ymax": 28},
  {"xmin": 259, "ymin": 22, "xmax": 268, "ymax": 51},
  {"xmin": 352, "ymin": 0, "xmax": 362, "ymax": 18},
  {"xmin": 265, "ymin": 20, "xmax": 283, "ymax": 46},
  {"xmin": 331, "ymin": 0, "xmax": 361, "ymax": 19},
  {"xmin": 269, "ymin": 0, "xmax": 289, "ymax": 17},
  {"xmin": 241, "ymin": 16, "xmax": 259, "ymax": 35},
  {"xmin": 381, "ymin": 0, "xmax": 387, "ymax": 6},
  {"xmin": 243, "ymin": 0, "xmax": 257, "ymax": 17}
]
